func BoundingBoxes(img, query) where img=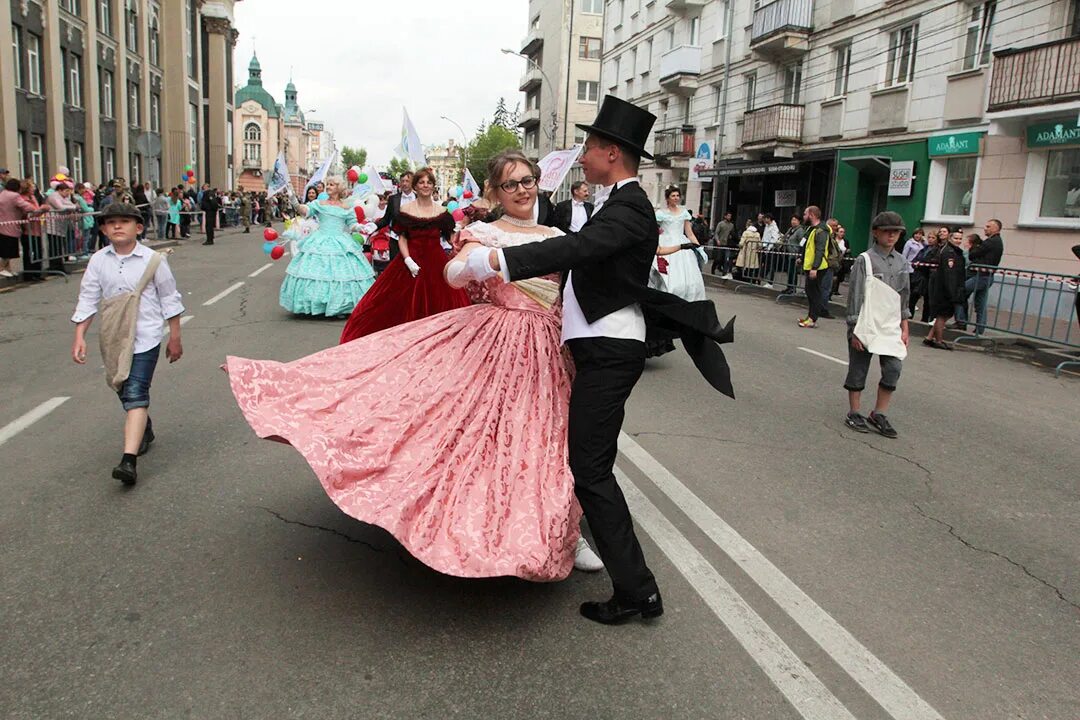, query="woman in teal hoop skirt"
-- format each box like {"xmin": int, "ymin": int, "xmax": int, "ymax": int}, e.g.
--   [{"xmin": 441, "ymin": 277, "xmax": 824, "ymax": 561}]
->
[{"xmin": 280, "ymin": 176, "xmax": 376, "ymax": 317}]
